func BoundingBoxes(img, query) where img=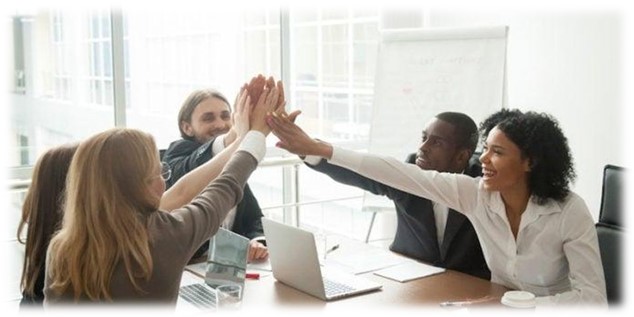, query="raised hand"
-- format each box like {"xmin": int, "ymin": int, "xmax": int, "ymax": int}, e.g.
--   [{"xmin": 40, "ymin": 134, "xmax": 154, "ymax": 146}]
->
[
  {"xmin": 267, "ymin": 111, "xmax": 333, "ymax": 158},
  {"xmin": 273, "ymin": 80, "xmax": 286, "ymax": 115},
  {"xmin": 247, "ymin": 74, "xmax": 266, "ymax": 104},
  {"xmin": 250, "ymin": 84, "xmax": 279, "ymax": 136},
  {"xmin": 232, "ymin": 86, "xmax": 251, "ymax": 139}
]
